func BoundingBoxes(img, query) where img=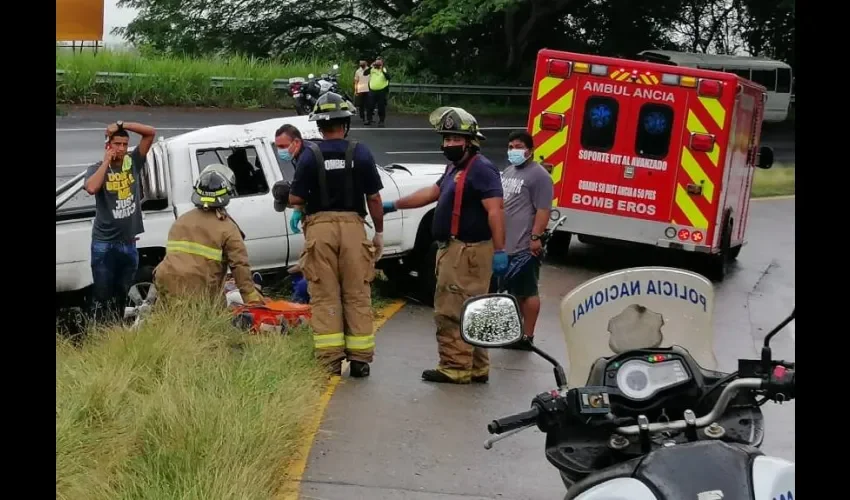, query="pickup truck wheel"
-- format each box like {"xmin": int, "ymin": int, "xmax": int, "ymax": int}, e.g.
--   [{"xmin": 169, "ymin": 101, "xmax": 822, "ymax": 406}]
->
[
  {"xmin": 130, "ymin": 264, "xmax": 157, "ymax": 303},
  {"xmin": 417, "ymin": 241, "xmax": 438, "ymax": 307}
]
